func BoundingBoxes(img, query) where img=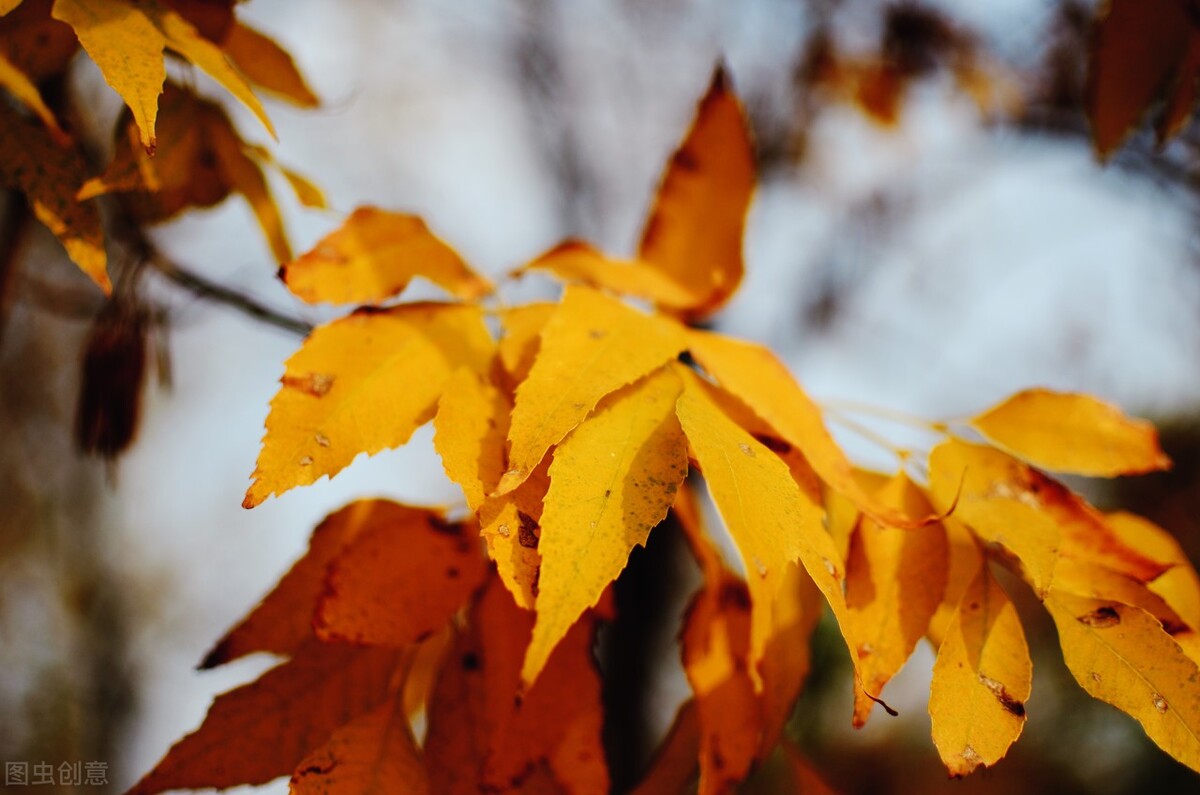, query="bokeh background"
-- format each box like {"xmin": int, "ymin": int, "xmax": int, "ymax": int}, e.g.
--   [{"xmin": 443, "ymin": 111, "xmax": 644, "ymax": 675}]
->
[{"xmin": 3, "ymin": 0, "xmax": 1200, "ymax": 792}]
